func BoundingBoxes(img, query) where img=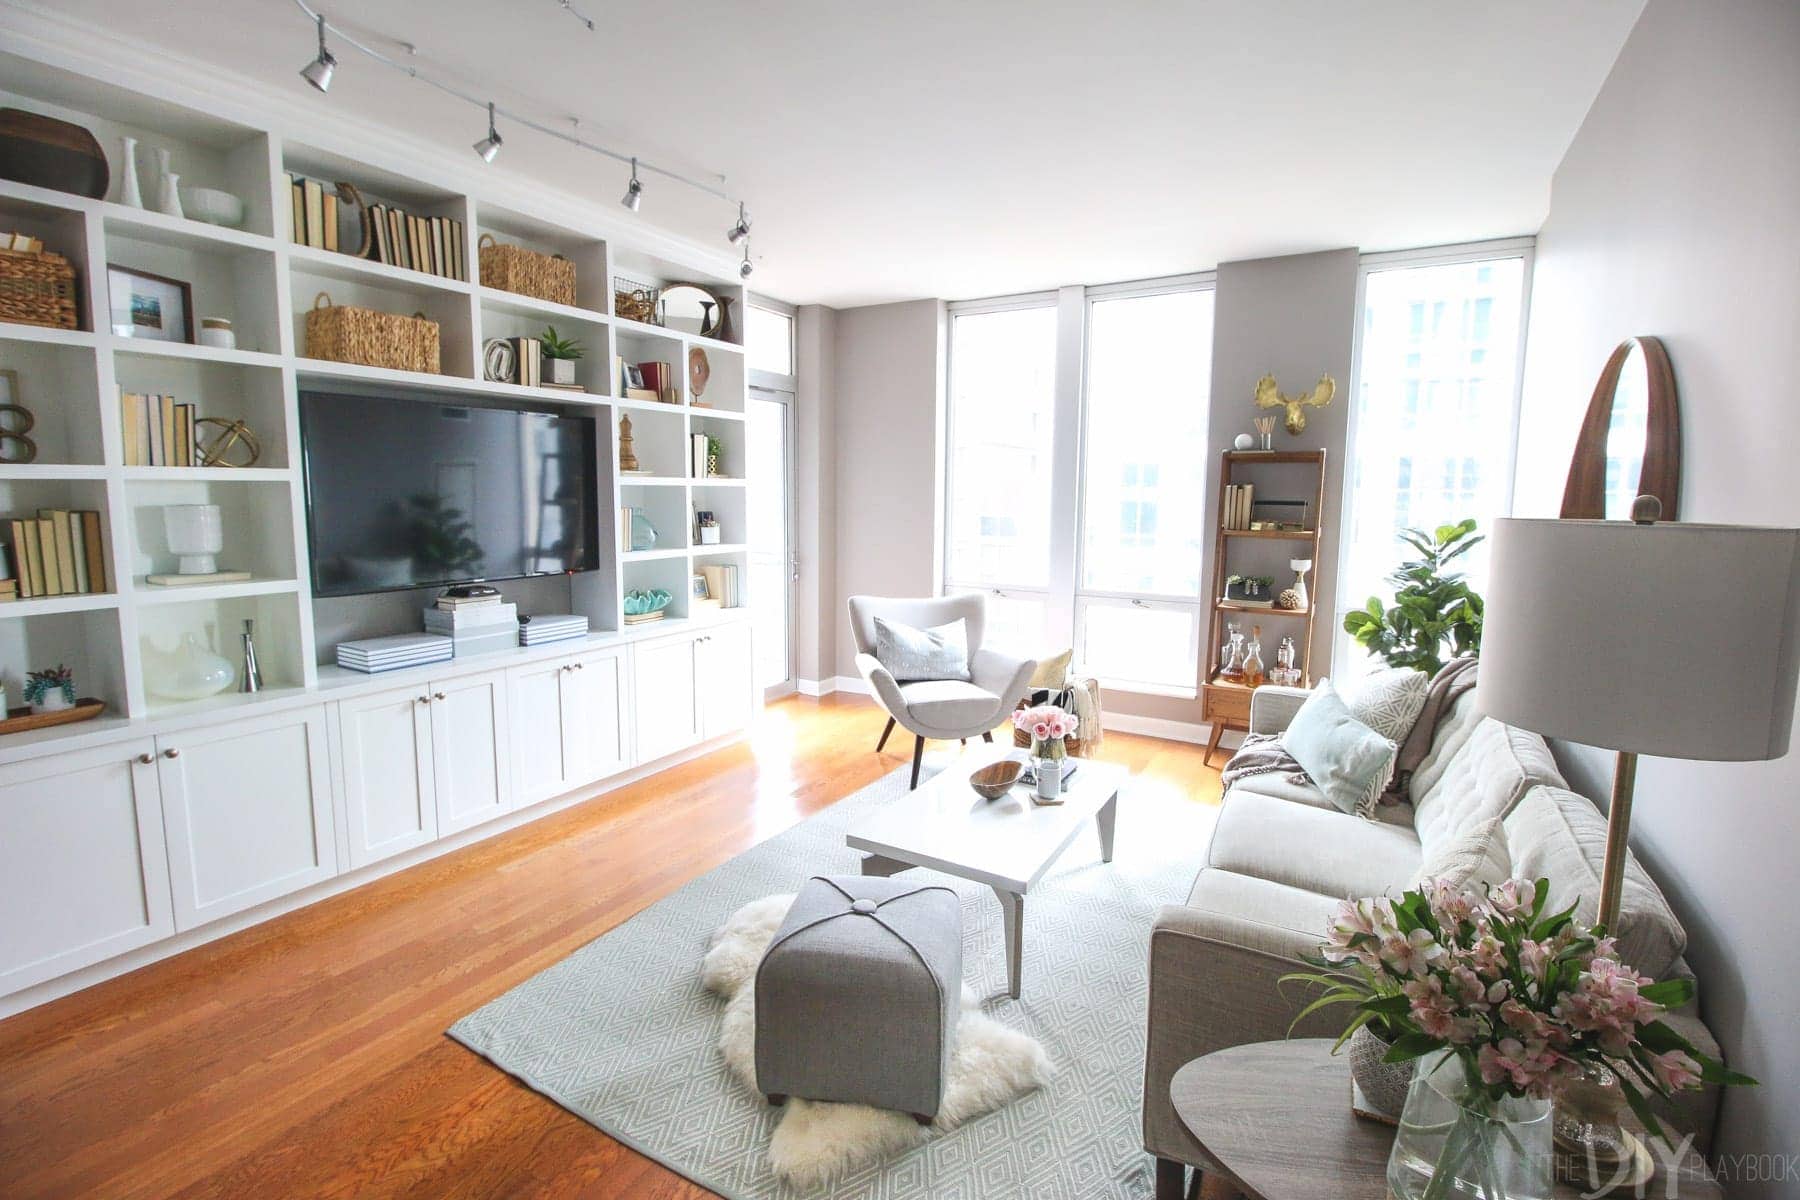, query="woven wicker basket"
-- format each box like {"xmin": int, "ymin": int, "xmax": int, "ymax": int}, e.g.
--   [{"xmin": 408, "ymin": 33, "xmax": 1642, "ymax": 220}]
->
[
  {"xmin": 0, "ymin": 245, "xmax": 78, "ymax": 330},
  {"xmin": 477, "ymin": 234, "xmax": 576, "ymax": 307},
  {"xmin": 303, "ymin": 292, "xmax": 440, "ymax": 374}
]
